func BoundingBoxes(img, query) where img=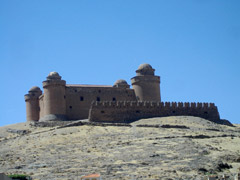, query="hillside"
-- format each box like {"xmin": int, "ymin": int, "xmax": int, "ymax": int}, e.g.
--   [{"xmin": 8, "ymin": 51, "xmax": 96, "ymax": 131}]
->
[{"xmin": 0, "ymin": 116, "xmax": 240, "ymax": 180}]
